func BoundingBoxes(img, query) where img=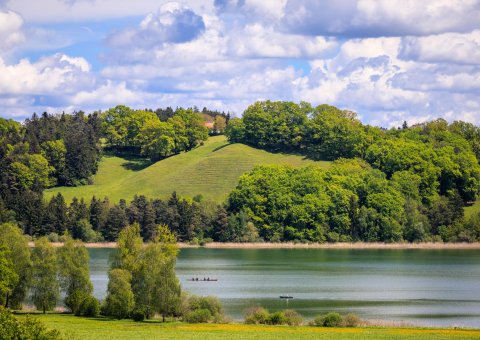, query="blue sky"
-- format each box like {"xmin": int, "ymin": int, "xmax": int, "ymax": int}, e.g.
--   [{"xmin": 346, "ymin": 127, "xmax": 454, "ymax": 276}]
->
[{"xmin": 0, "ymin": 0, "xmax": 479, "ymax": 127}]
